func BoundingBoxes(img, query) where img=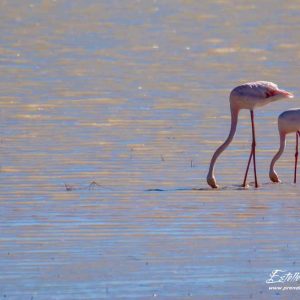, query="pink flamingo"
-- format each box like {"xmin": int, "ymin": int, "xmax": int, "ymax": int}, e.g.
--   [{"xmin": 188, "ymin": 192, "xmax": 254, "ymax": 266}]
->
[
  {"xmin": 269, "ymin": 109, "xmax": 300, "ymax": 184},
  {"xmin": 207, "ymin": 81, "xmax": 293, "ymax": 189}
]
